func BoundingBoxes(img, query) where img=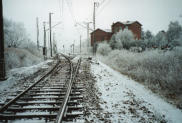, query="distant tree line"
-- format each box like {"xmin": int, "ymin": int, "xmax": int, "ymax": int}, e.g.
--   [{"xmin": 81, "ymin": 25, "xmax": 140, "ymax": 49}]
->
[{"xmin": 97, "ymin": 21, "xmax": 182, "ymax": 55}]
